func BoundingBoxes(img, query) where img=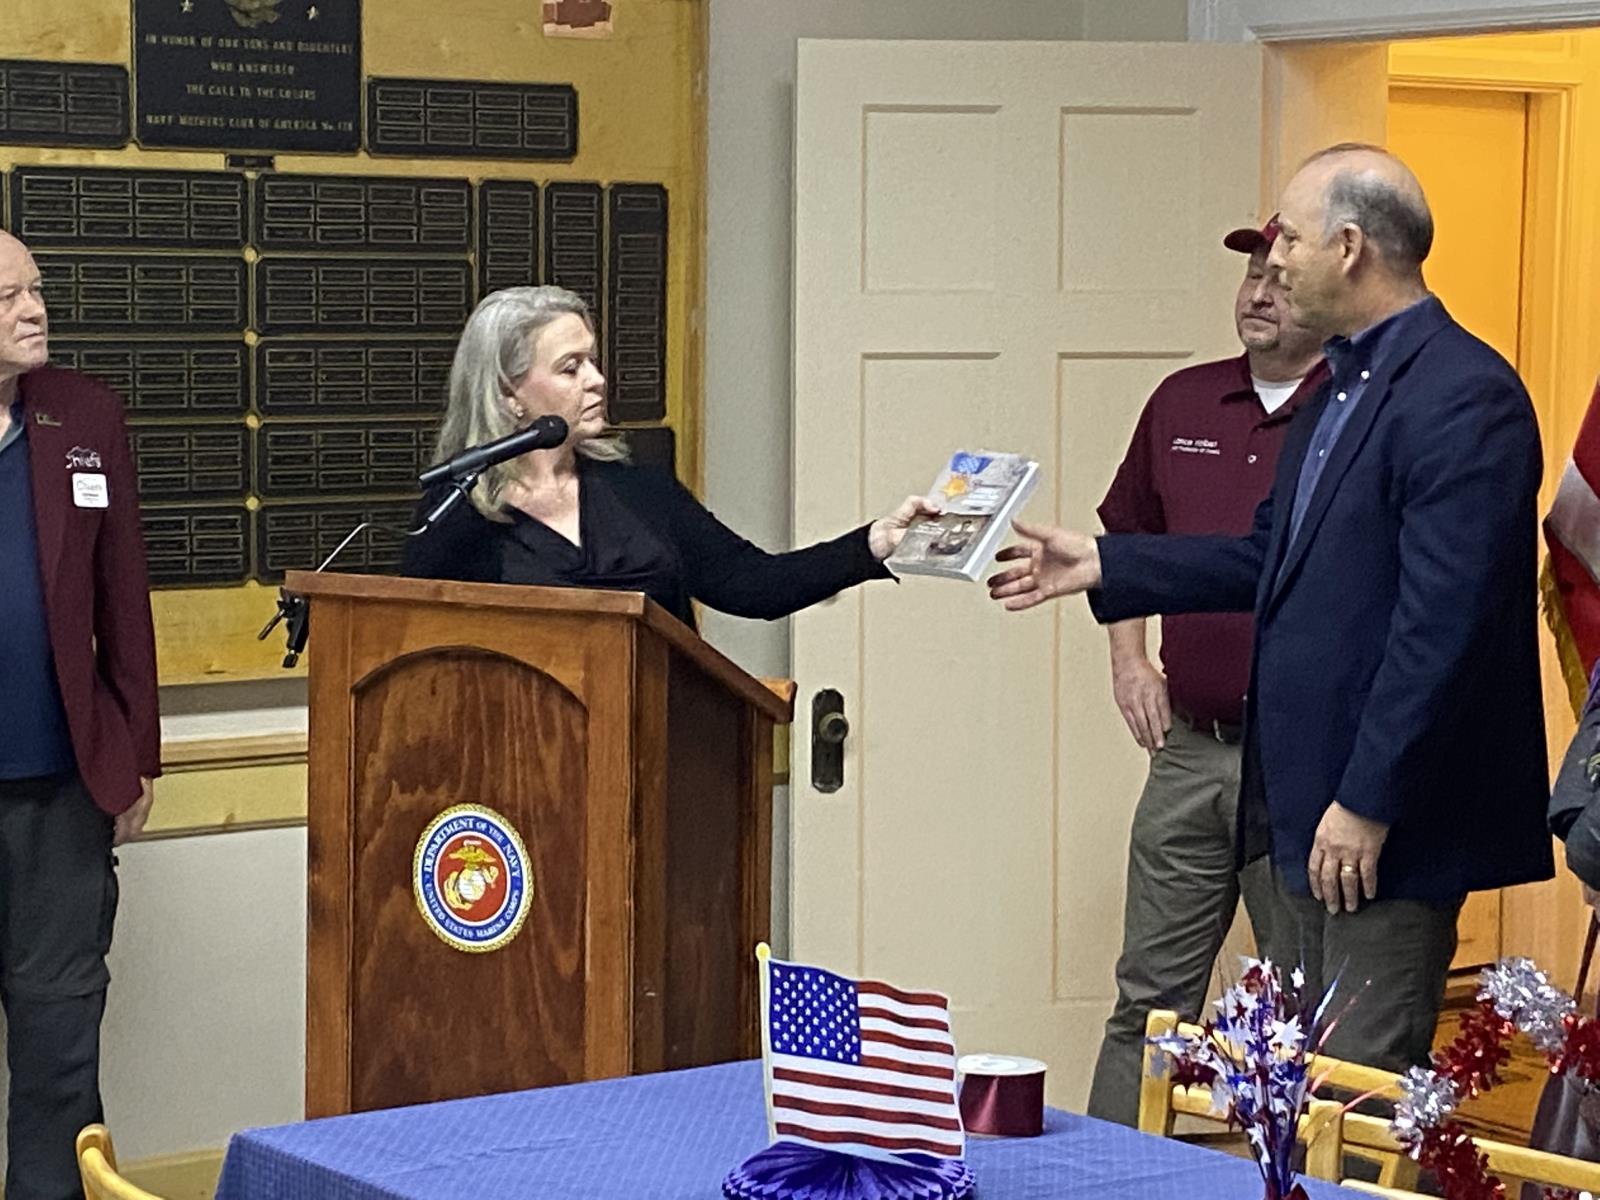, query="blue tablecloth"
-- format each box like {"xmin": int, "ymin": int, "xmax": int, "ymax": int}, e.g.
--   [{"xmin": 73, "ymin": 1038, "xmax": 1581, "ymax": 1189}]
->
[{"xmin": 216, "ymin": 1061, "xmax": 1354, "ymax": 1200}]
